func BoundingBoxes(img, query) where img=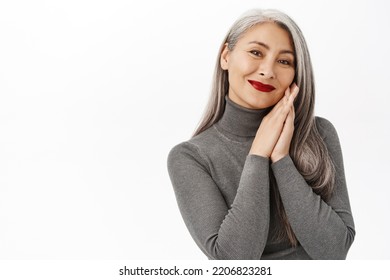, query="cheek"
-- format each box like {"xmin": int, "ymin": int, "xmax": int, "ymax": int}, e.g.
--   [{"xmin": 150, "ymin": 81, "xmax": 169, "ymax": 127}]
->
[
  {"xmin": 240, "ymin": 60, "xmax": 258, "ymax": 76},
  {"xmin": 274, "ymin": 90, "xmax": 286, "ymax": 102},
  {"xmin": 229, "ymin": 55, "xmax": 257, "ymax": 78},
  {"xmin": 279, "ymin": 70, "xmax": 295, "ymax": 88}
]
